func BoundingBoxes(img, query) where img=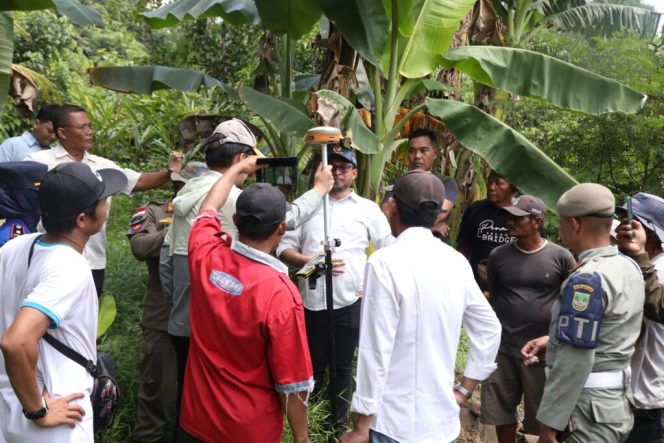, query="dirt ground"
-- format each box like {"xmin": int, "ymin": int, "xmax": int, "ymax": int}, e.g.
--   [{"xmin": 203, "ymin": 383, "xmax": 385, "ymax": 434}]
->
[{"xmin": 457, "ymin": 398, "xmax": 539, "ymax": 443}]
